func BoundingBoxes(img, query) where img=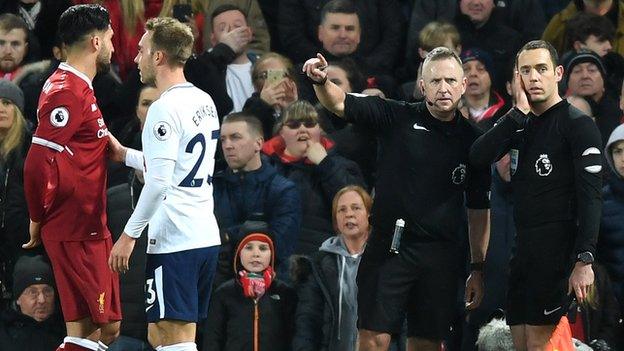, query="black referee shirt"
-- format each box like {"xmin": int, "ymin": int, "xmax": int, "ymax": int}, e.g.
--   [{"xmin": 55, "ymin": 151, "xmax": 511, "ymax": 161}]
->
[
  {"xmin": 470, "ymin": 100, "xmax": 603, "ymax": 255},
  {"xmin": 344, "ymin": 94, "xmax": 491, "ymax": 246}
]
